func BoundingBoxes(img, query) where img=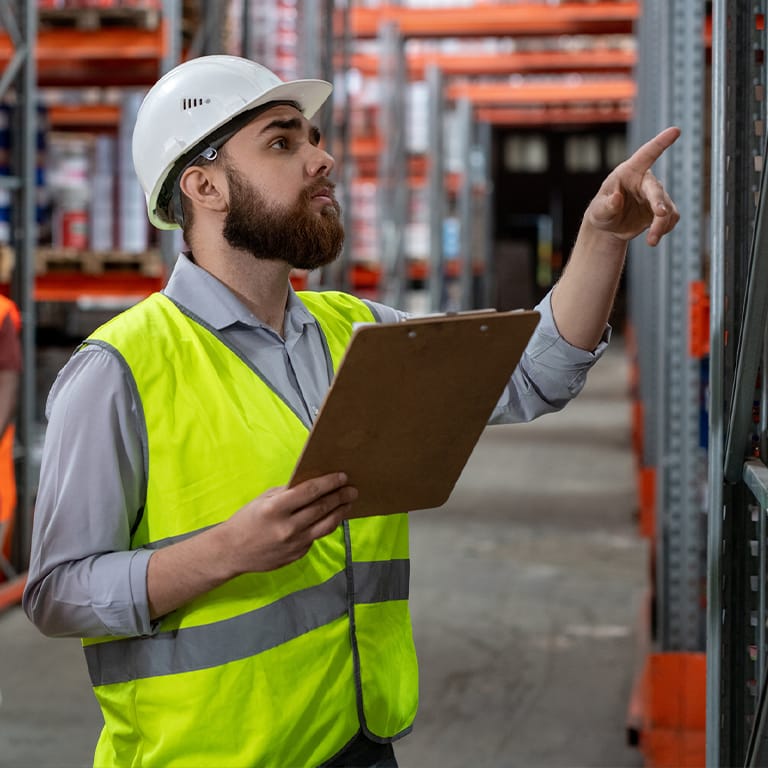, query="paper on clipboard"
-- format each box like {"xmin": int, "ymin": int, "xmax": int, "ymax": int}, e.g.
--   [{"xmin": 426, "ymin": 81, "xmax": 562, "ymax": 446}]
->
[{"xmin": 289, "ymin": 309, "xmax": 541, "ymax": 518}]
